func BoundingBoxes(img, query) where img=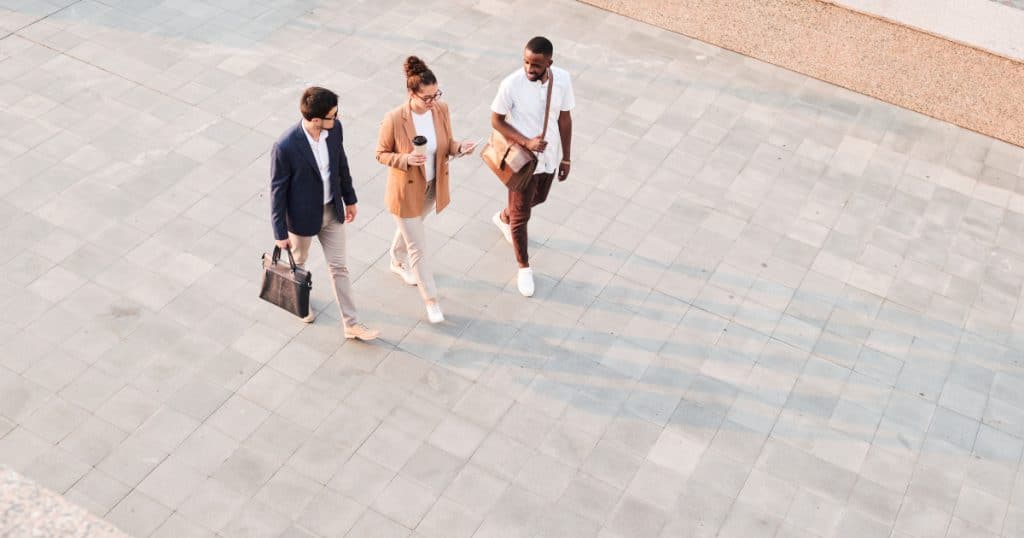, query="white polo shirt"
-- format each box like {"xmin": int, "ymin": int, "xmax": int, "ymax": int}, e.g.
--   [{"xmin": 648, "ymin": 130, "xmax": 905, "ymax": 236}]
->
[
  {"xmin": 490, "ymin": 66, "xmax": 575, "ymax": 174},
  {"xmin": 302, "ymin": 126, "xmax": 332, "ymax": 204}
]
